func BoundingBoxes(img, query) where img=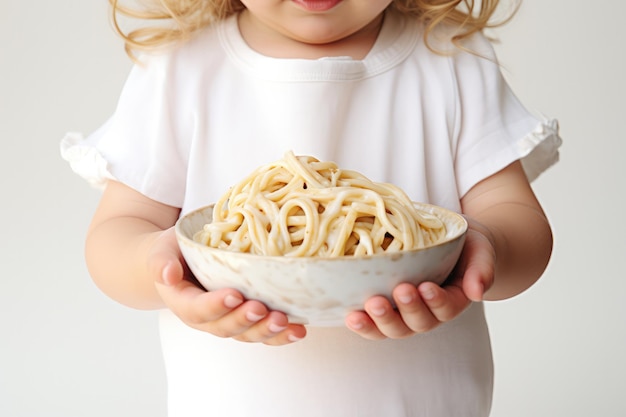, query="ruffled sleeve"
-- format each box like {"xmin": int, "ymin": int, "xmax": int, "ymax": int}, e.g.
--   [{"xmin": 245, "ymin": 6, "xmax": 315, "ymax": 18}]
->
[
  {"xmin": 519, "ymin": 118, "xmax": 562, "ymax": 182},
  {"xmin": 446, "ymin": 33, "xmax": 562, "ymax": 195},
  {"xmin": 60, "ymin": 122, "xmax": 115, "ymax": 190},
  {"xmin": 60, "ymin": 52, "xmax": 192, "ymax": 207}
]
